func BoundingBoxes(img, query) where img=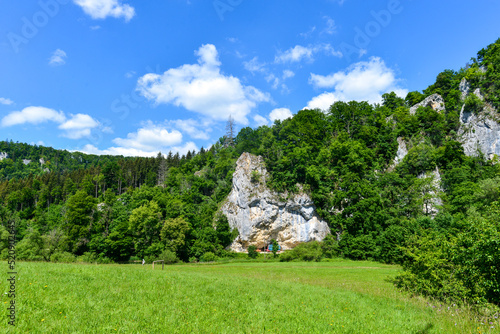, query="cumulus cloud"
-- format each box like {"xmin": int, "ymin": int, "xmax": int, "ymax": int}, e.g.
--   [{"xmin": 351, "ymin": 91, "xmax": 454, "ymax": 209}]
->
[
  {"xmin": 275, "ymin": 44, "xmax": 342, "ymax": 63},
  {"xmin": 81, "ymin": 140, "xmax": 197, "ymax": 158},
  {"xmin": 253, "ymin": 114, "xmax": 269, "ymax": 127},
  {"xmin": 0, "ymin": 97, "xmax": 14, "ymax": 105},
  {"xmin": 169, "ymin": 119, "xmax": 211, "ymax": 140},
  {"xmin": 112, "ymin": 122, "xmax": 183, "ymax": 152},
  {"xmin": 73, "ymin": 0, "xmax": 135, "ymax": 21},
  {"xmin": 269, "ymin": 108, "xmax": 293, "ymax": 122},
  {"xmin": 305, "ymin": 93, "xmax": 338, "ymax": 111},
  {"xmin": 1, "ymin": 106, "xmax": 65, "ymax": 127},
  {"xmin": 59, "ymin": 113, "xmax": 100, "ymax": 139},
  {"xmin": 49, "ymin": 49, "xmax": 67, "ymax": 66},
  {"xmin": 137, "ymin": 44, "xmax": 270, "ymax": 125},
  {"xmin": 1, "ymin": 106, "xmax": 101, "ymax": 139},
  {"xmin": 306, "ymin": 57, "xmax": 407, "ymax": 109}
]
